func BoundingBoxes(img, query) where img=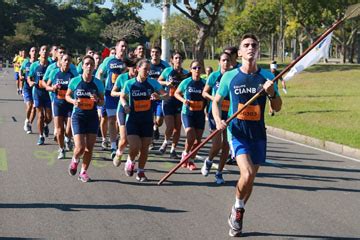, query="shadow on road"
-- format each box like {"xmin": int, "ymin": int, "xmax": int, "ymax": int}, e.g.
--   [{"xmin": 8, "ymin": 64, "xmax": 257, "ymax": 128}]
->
[{"xmin": 0, "ymin": 203, "xmax": 187, "ymax": 213}]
